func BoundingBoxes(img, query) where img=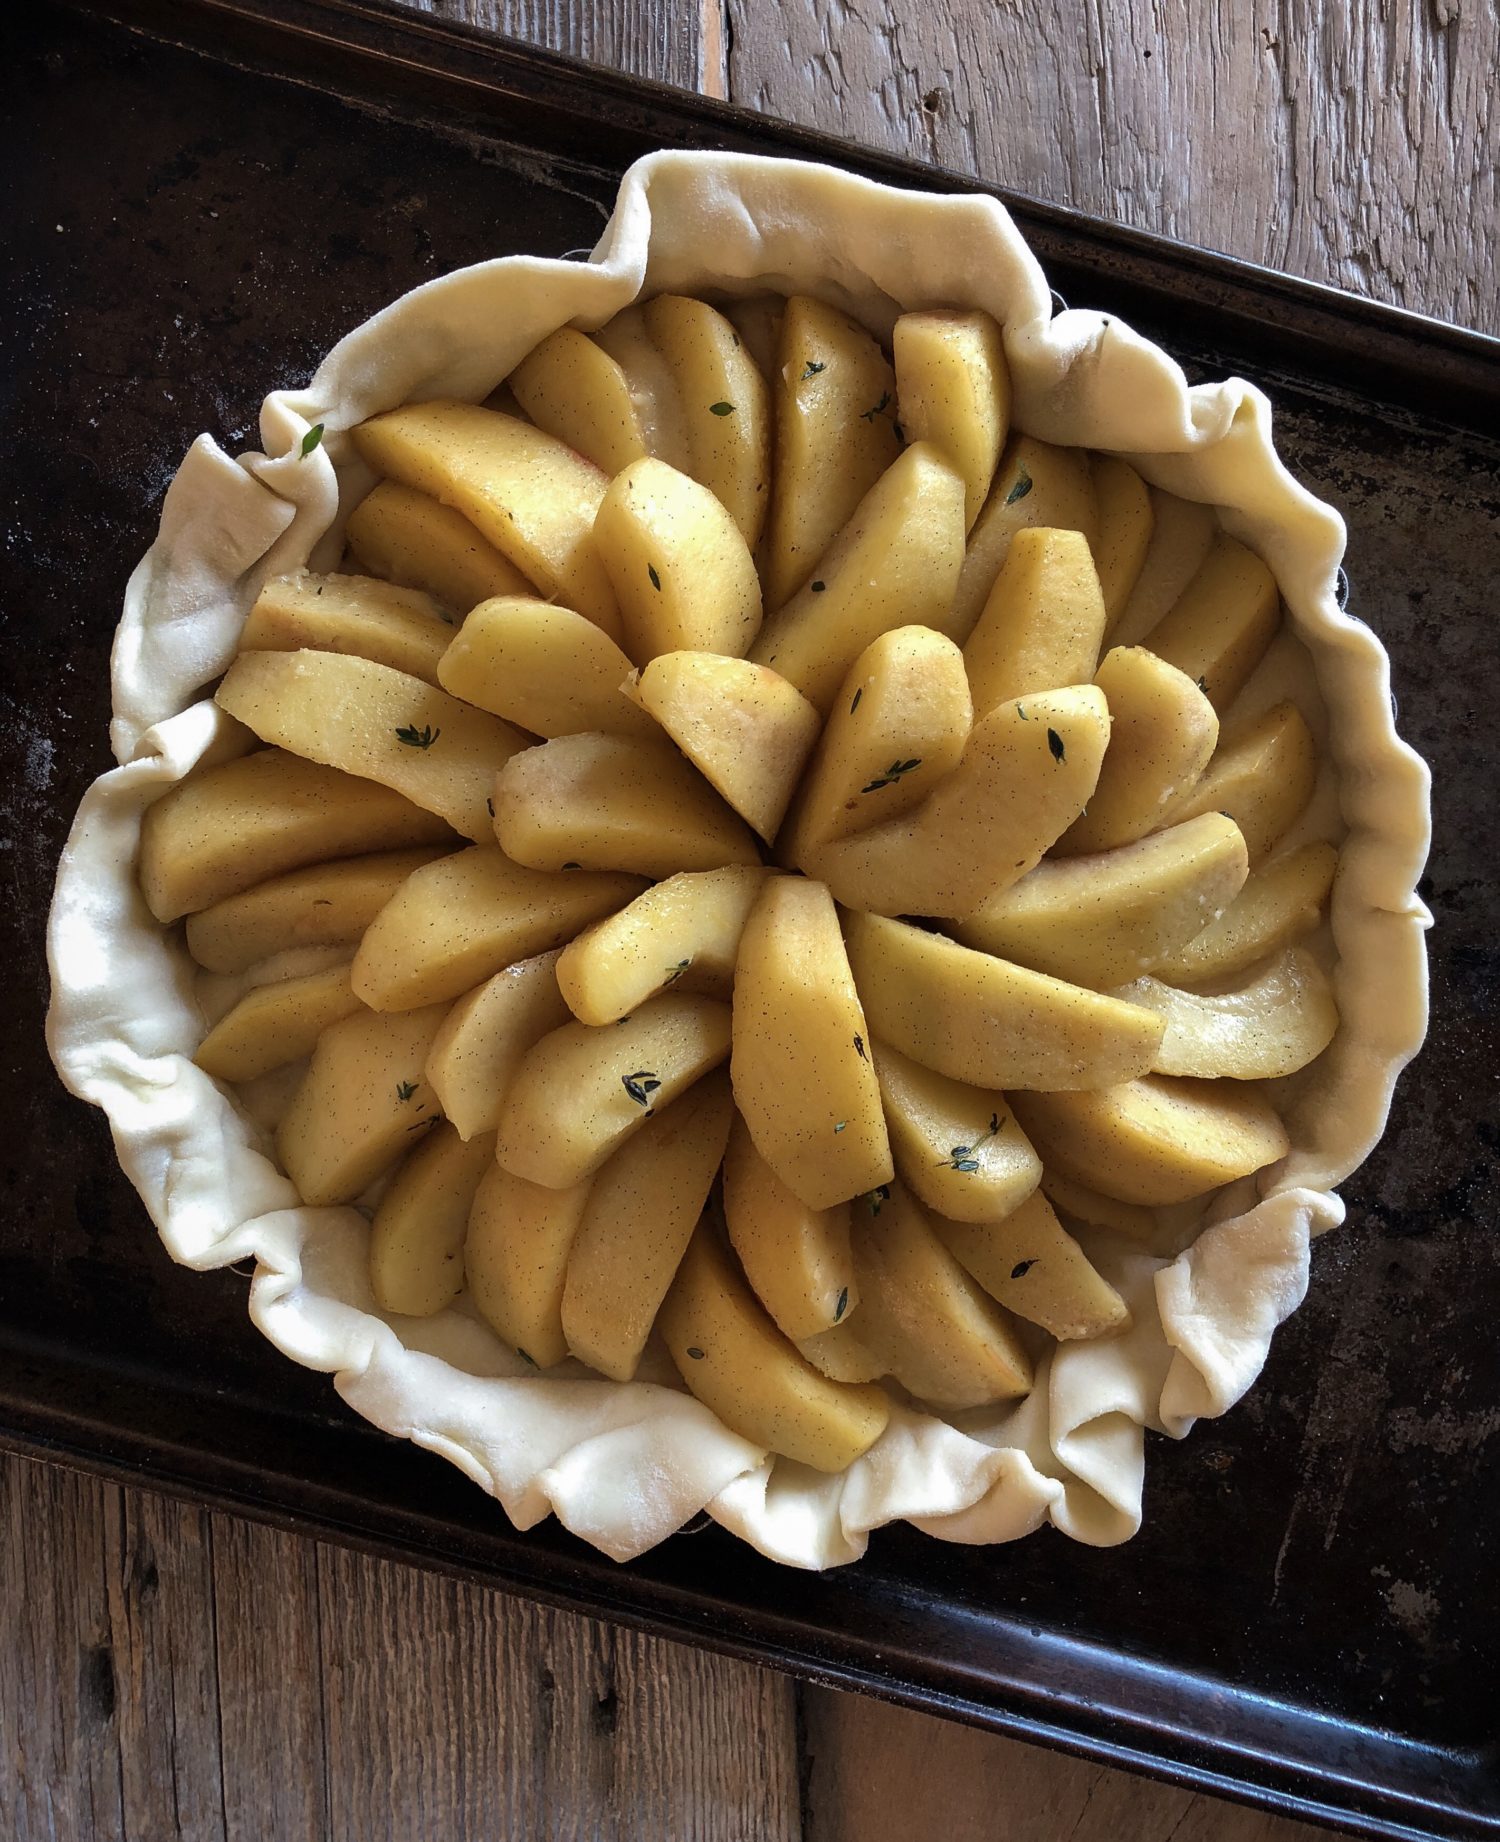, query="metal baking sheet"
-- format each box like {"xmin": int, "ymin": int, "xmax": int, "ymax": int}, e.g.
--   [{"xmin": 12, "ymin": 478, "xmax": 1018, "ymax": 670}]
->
[{"xmin": 3, "ymin": 2, "xmax": 1497, "ymax": 1834}]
